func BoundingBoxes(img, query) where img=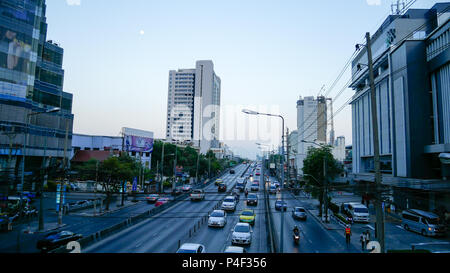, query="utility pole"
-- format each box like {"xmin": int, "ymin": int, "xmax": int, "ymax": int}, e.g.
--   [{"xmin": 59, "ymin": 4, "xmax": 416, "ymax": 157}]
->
[
  {"xmin": 323, "ymin": 154, "xmax": 329, "ymax": 223},
  {"xmin": 160, "ymin": 141, "xmax": 165, "ymax": 193},
  {"xmin": 366, "ymin": 32, "xmax": 385, "ymax": 253}
]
